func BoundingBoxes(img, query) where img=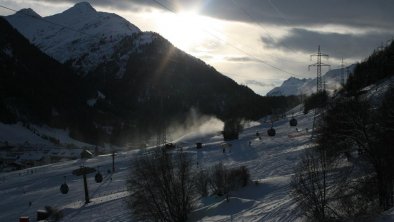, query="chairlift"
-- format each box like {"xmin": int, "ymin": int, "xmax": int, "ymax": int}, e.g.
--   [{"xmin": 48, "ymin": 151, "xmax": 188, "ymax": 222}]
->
[
  {"xmin": 267, "ymin": 128, "xmax": 276, "ymax": 137},
  {"xmin": 95, "ymin": 172, "xmax": 103, "ymax": 183},
  {"xmin": 267, "ymin": 121, "xmax": 276, "ymax": 137},
  {"xmin": 60, "ymin": 176, "xmax": 69, "ymax": 194},
  {"xmin": 289, "ymin": 118, "xmax": 298, "ymax": 127}
]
